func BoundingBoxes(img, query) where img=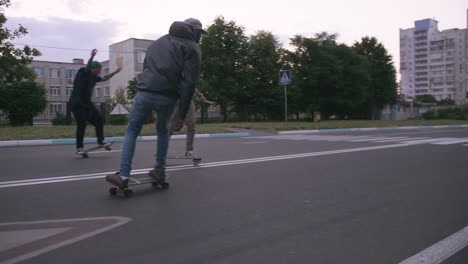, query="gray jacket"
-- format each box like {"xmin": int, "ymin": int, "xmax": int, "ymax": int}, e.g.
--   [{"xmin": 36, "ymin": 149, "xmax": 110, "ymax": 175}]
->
[{"xmin": 137, "ymin": 21, "xmax": 201, "ymax": 120}]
